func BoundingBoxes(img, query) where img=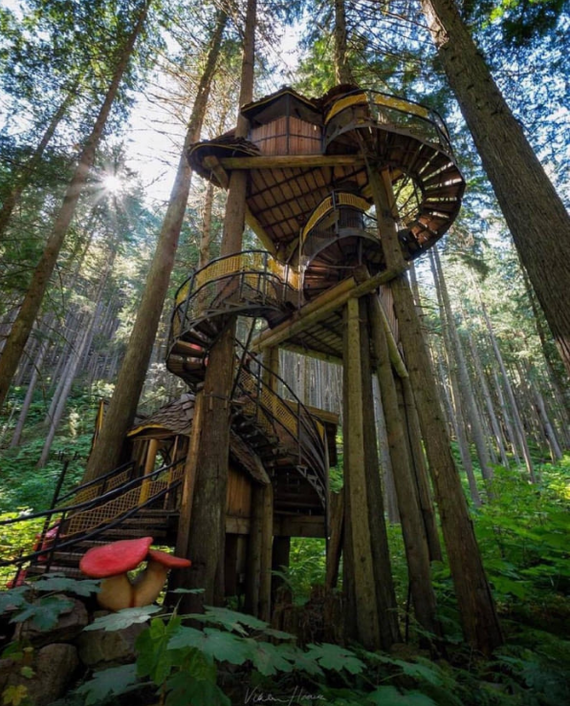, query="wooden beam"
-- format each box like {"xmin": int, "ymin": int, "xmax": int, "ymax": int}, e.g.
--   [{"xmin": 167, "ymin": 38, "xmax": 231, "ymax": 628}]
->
[
  {"xmin": 251, "ymin": 265, "xmax": 406, "ymax": 352},
  {"xmin": 259, "ymin": 484, "xmax": 274, "ymax": 622},
  {"xmin": 220, "ymin": 155, "xmax": 366, "ymax": 170},
  {"xmin": 325, "ymin": 489, "xmax": 344, "ymax": 590},
  {"xmin": 273, "ymin": 515, "xmax": 325, "ymax": 538},
  {"xmin": 279, "ymin": 342, "xmax": 343, "ymax": 365}
]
